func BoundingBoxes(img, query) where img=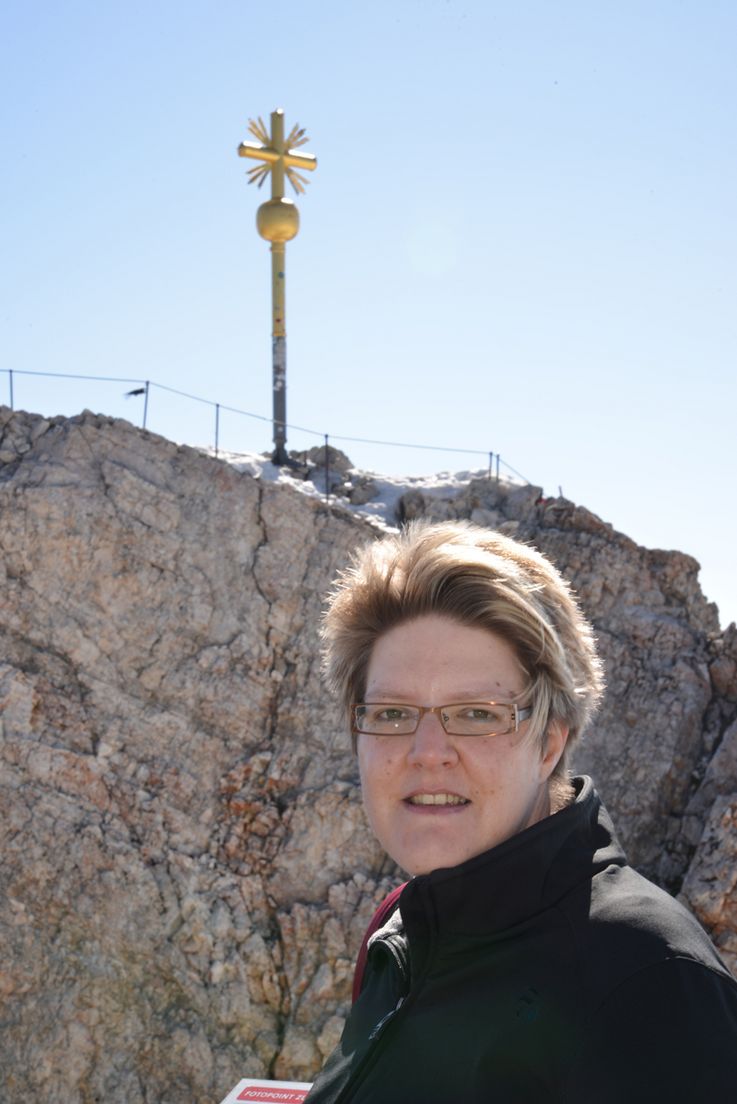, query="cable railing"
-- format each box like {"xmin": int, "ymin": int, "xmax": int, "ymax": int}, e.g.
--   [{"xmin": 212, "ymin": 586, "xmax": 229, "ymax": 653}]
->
[{"xmin": 1, "ymin": 367, "xmax": 534, "ymax": 487}]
